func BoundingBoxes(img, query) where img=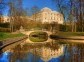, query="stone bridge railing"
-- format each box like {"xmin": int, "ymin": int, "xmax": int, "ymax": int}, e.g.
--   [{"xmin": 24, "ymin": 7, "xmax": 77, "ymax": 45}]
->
[
  {"xmin": 21, "ymin": 30, "xmax": 52, "ymax": 36},
  {"xmin": 21, "ymin": 30, "xmax": 53, "ymax": 43}
]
